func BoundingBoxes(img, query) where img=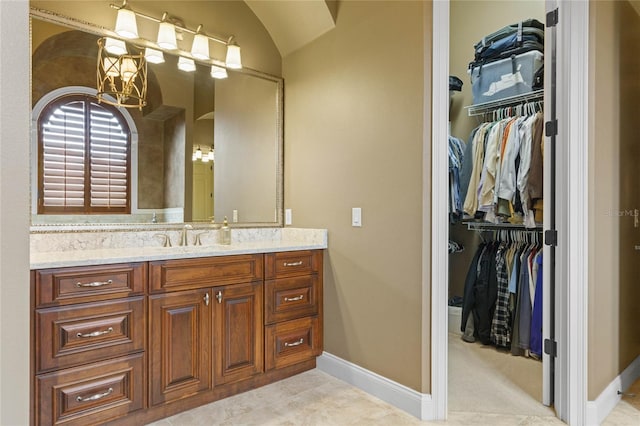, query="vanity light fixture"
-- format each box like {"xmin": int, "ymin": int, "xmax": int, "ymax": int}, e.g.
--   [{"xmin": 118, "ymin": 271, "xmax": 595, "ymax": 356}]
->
[
  {"xmin": 191, "ymin": 25, "xmax": 210, "ymax": 60},
  {"xmin": 177, "ymin": 56, "xmax": 196, "ymax": 72},
  {"xmin": 97, "ymin": 37, "xmax": 147, "ymax": 110},
  {"xmin": 208, "ymin": 147, "xmax": 215, "ymax": 161},
  {"xmin": 210, "ymin": 65, "xmax": 228, "ymax": 79},
  {"xmin": 156, "ymin": 13, "xmax": 178, "ymax": 50},
  {"xmin": 195, "ymin": 146, "xmax": 203, "ymax": 160},
  {"xmin": 109, "ymin": 1, "xmax": 243, "ymax": 71},
  {"xmin": 104, "ymin": 37, "xmax": 127, "ymax": 55},
  {"xmin": 144, "ymin": 47, "xmax": 164, "ymax": 64},
  {"xmin": 114, "ymin": 0, "xmax": 138, "ymax": 39},
  {"xmin": 225, "ymin": 37, "xmax": 242, "ymax": 69}
]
